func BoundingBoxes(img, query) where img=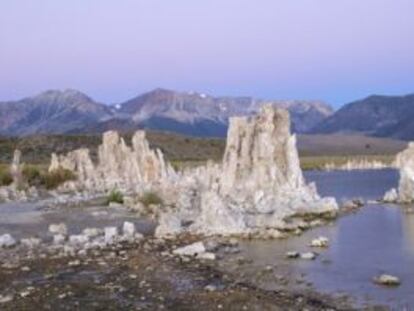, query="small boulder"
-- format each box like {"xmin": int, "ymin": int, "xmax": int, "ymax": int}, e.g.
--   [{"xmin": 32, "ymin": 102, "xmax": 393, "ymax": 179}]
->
[
  {"xmin": 310, "ymin": 236, "xmax": 329, "ymax": 248},
  {"xmin": 104, "ymin": 227, "xmax": 118, "ymax": 244},
  {"xmin": 0, "ymin": 234, "xmax": 17, "ymax": 248},
  {"xmin": 373, "ymin": 274, "xmax": 401, "ymax": 287},
  {"xmin": 123, "ymin": 221, "xmax": 136, "ymax": 237},
  {"xmin": 300, "ymin": 252, "xmax": 317, "ymax": 260},
  {"xmin": 21, "ymin": 237, "xmax": 41, "ymax": 248},
  {"xmin": 285, "ymin": 251, "xmax": 300, "ymax": 259},
  {"xmin": 53, "ymin": 234, "xmax": 66, "ymax": 244},
  {"xmin": 49, "ymin": 223, "xmax": 68, "ymax": 235},
  {"xmin": 173, "ymin": 242, "xmax": 206, "ymax": 257}
]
